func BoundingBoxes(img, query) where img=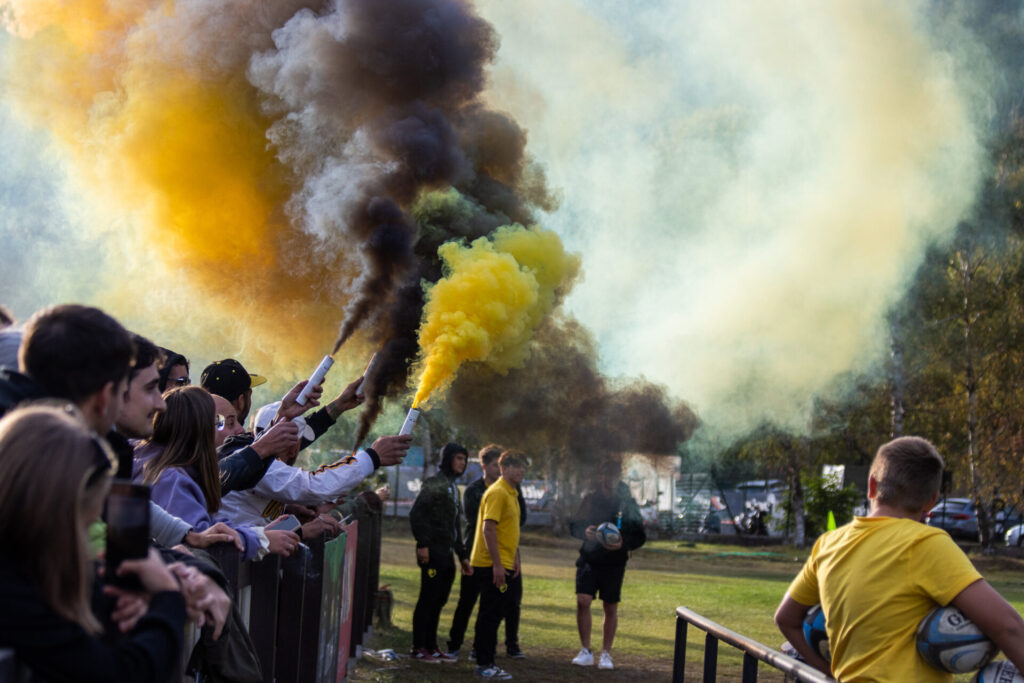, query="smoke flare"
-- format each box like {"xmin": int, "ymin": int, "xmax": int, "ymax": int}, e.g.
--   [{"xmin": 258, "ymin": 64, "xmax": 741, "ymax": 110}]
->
[{"xmin": 411, "ymin": 225, "xmax": 580, "ymax": 408}]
